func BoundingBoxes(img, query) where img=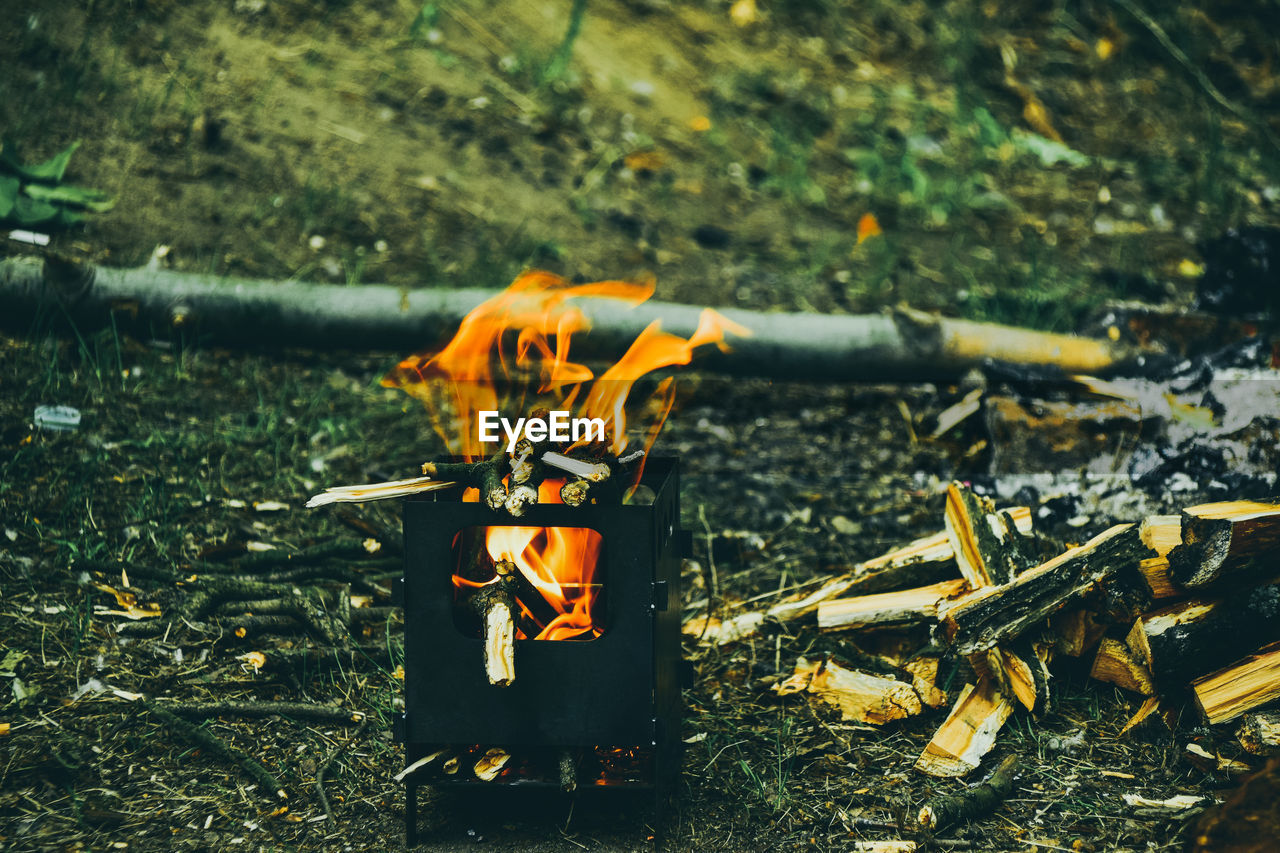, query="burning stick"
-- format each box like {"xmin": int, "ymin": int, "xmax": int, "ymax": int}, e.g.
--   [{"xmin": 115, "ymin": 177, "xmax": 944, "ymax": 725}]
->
[
  {"xmin": 541, "ymin": 450, "xmax": 611, "ymax": 482},
  {"xmin": 471, "ymin": 560, "xmax": 518, "ymax": 686},
  {"xmin": 504, "ymin": 409, "xmax": 558, "ymax": 517},
  {"xmin": 560, "ymin": 449, "xmax": 645, "ymax": 508},
  {"xmin": 421, "ymin": 453, "xmax": 510, "ymax": 510}
]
